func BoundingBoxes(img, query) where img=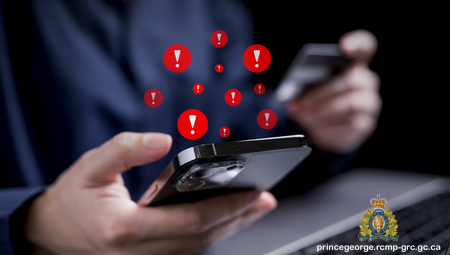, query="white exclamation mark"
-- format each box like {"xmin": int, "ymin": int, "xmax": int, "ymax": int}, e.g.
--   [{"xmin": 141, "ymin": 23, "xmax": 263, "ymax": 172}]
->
[
  {"xmin": 174, "ymin": 50, "xmax": 181, "ymax": 68},
  {"xmin": 189, "ymin": 115, "xmax": 196, "ymax": 134},
  {"xmin": 265, "ymin": 113, "xmax": 270, "ymax": 126},
  {"xmin": 151, "ymin": 92, "xmax": 156, "ymax": 104},
  {"xmin": 254, "ymin": 50, "xmax": 260, "ymax": 68},
  {"xmin": 258, "ymin": 85, "xmax": 261, "ymax": 93},
  {"xmin": 217, "ymin": 33, "xmax": 221, "ymax": 45},
  {"xmin": 223, "ymin": 128, "xmax": 226, "ymax": 135},
  {"xmin": 231, "ymin": 92, "xmax": 235, "ymax": 103},
  {"xmin": 197, "ymin": 85, "xmax": 200, "ymax": 93},
  {"xmin": 218, "ymin": 65, "xmax": 221, "ymax": 71}
]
